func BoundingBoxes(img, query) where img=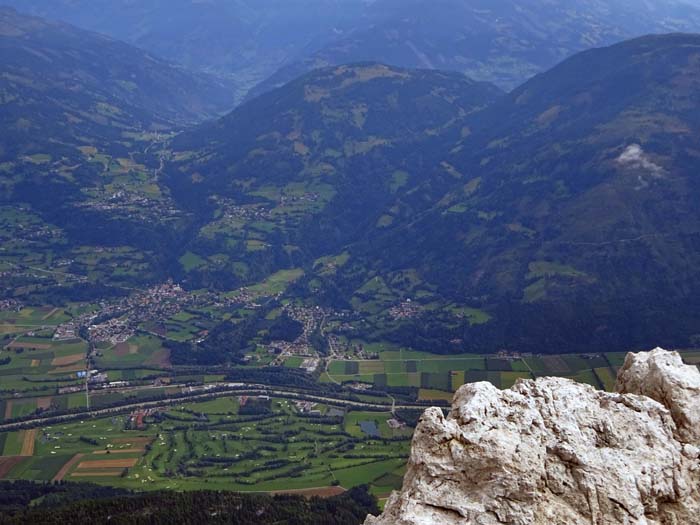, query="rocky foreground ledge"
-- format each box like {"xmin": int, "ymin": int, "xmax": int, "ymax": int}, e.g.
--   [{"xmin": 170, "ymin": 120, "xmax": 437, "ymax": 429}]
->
[{"xmin": 365, "ymin": 348, "xmax": 700, "ymax": 525}]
